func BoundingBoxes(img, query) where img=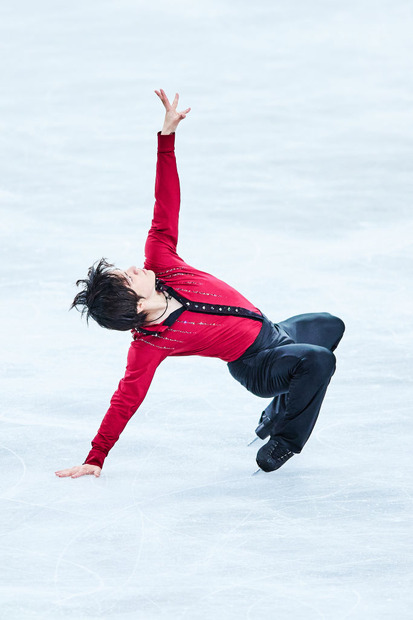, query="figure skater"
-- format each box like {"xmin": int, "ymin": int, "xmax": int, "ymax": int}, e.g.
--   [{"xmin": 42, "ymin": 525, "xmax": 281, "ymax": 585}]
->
[{"xmin": 55, "ymin": 89, "xmax": 345, "ymax": 479}]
